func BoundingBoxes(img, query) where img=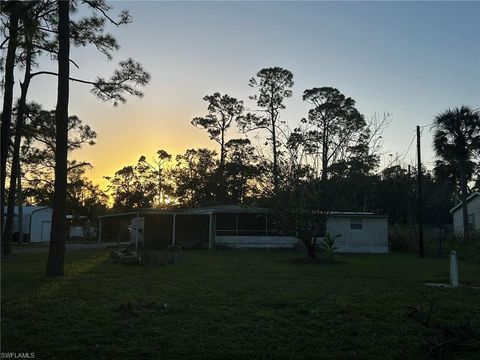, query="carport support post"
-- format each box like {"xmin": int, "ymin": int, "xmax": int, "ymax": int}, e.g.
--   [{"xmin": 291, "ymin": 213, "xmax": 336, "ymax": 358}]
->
[
  {"xmin": 265, "ymin": 214, "xmax": 268, "ymax": 236},
  {"xmin": 209, "ymin": 213, "xmax": 215, "ymax": 251},
  {"xmin": 135, "ymin": 211, "xmax": 139, "ymax": 251},
  {"xmin": 172, "ymin": 214, "xmax": 176, "ymax": 245},
  {"xmin": 98, "ymin": 218, "xmax": 102, "ymax": 244},
  {"xmin": 235, "ymin": 214, "xmax": 239, "ymax": 236}
]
